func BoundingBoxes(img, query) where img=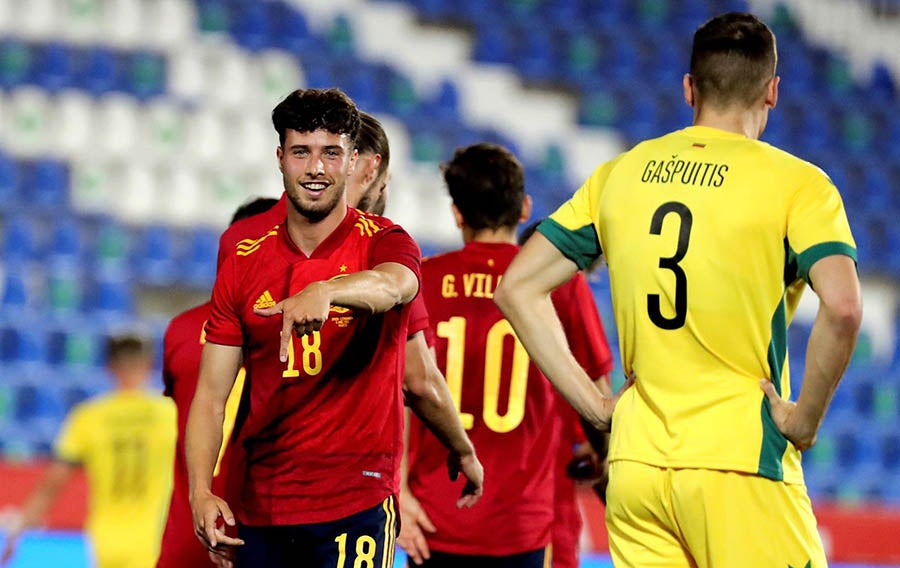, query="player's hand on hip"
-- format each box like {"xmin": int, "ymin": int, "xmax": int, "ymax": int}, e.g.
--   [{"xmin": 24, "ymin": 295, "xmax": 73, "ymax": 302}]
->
[
  {"xmin": 448, "ymin": 451, "xmax": 484, "ymax": 508},
  {"xmin": 597, "ymin": 372, "xmax": 636, "ymax": 431},
  {"xmin": 760, "ymin": 379, "xmax": 818, "ymax": 451},
  {"xmin": 254, "ymin": 282, "xmax": 331, "ymax": 362},
  {"xmin": 190, "ymin": 489, "xmax": 245, "ymax": 550},
  {"xmin": 397, "ymin": 491, "xmax": 436, "ymax": 566}
]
